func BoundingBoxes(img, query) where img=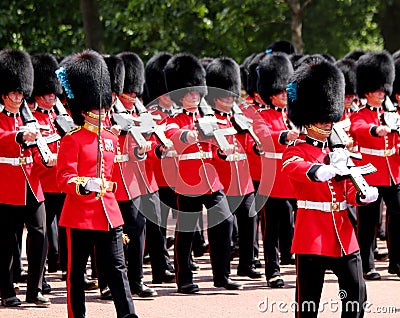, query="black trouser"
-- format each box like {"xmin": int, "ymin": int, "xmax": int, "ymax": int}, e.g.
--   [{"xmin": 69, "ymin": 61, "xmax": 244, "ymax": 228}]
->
[
  {"xmin": 227, "ymin": 193, "xmax": 257, "ymax": 269},
  {"xmin": 0, "ymin": 185, "xmax": 47, "ymax": 299},
  {"xmin": 12, "ymin": 223, "xmax": 24, "ymax": 282},
  {"xmin": 252, "ymin": 180, "xmax": 266, "ymax": 259},
  {"xmin": 140, "ymin": 191, "xmax": 172, "ymax": 279},
  {"xmin": 175, "ymin": 190, "xmax": 233, "ymax": 286},
  {"xmin": 296, "ymin": 252, "xmax": 366, "ymax": 318},
  {"xmin": 66, "ymin": 227, "xmax": 136, "ymax": 318},
  {"xmin": 357, "ymin": 184, "xmax": 400, "ymax": 272},
  {"xmin": 44, "ymin": 192, "xmax": 66, "ymax": 268},
  {"xmin": 262, "ymin": 197, "xmax": 295, "ymax": 279},
  {"xmin": 118, "ymin": 197, "xmax": 146, "ymax": 286}
]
